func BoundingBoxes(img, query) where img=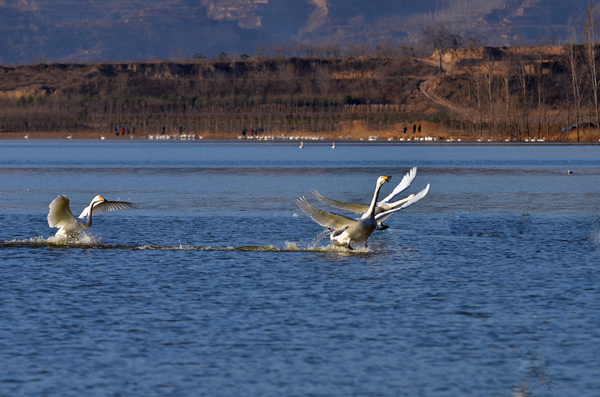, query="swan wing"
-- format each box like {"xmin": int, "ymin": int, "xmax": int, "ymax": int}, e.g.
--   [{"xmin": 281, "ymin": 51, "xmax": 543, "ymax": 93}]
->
[
  {"xmin": 79, "ymin": 200, "xmax": 140, "ymax": 218},
  {"xmin": 377, "ymin": 213, "xmax": 393, "ymax": 224},
  {"xmin": 375, "ymin": 184, "xmax": 430, "ymax": 220},
  {"xmin": 312, "ymin": 190, "xmax": 369, "ymax": 214},
  {"xmin": 90, "ymin": 200, "xmax": 140, "ymax": 216},
  {"xmin": 380, "ymin": 167, "xmax": 417, "ymax": 203},
  {"xmin": 48, "ymin": 195, "xmax": 77, "ymax": 228},
  {"xmin": 297, "ymin": 197, "xmax": 356, "ymax": 230}
]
